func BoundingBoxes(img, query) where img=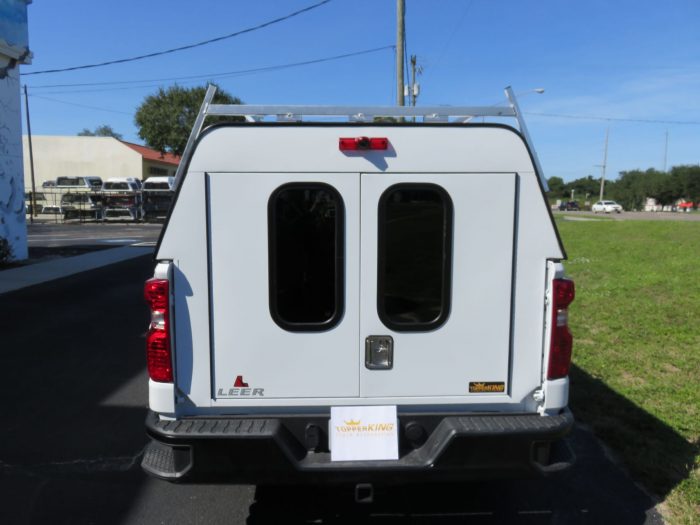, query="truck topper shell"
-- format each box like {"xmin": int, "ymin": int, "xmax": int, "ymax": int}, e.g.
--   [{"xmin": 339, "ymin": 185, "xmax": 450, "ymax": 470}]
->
[{"xmin": 142, "ymin": 87, "xmax": 575, "ymax": 485}]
